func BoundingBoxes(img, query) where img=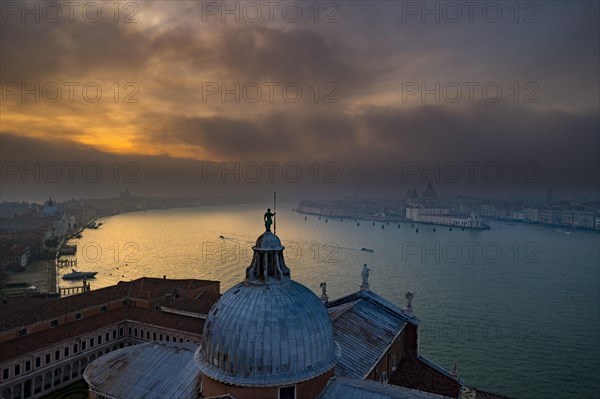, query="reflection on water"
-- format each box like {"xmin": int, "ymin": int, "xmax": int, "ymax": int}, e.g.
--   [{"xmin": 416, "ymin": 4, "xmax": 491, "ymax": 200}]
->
[{"xmin": 62, "ymin": 203, "xmax": 599, "ymax": 399}]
